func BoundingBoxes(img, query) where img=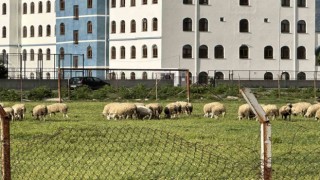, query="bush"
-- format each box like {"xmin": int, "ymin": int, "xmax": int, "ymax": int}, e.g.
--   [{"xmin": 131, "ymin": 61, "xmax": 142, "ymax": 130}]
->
[
  {"xmin": 92, "ymin": 85, "xmax": 118, "ymax": 100},
  {"xmin": 70, "ymin": 86, "xmax": 92, "ymax": 100},
  {"xmin": 27, "ymin": 86, "xmax": 53, "ymax": 100},
  {"xmin": 0, "ymin": 88, "xmax": 20, "ymax": 101}
]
